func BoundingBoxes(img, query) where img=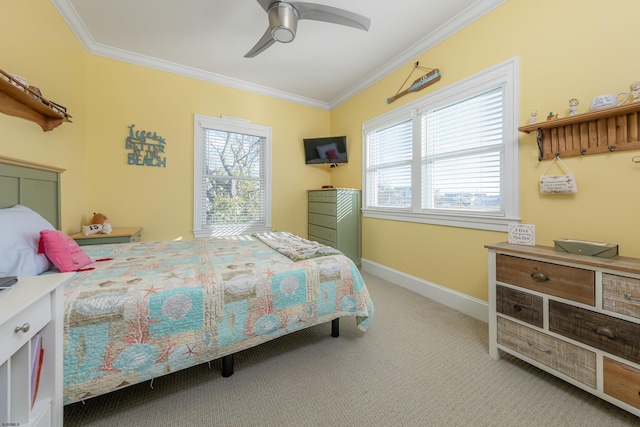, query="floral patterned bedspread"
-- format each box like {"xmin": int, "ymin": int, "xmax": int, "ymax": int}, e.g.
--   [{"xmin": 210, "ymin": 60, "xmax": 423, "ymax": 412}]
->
[{"xmin": 62, "ymin": 234, "xmax": 373, "ymax": 404}]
